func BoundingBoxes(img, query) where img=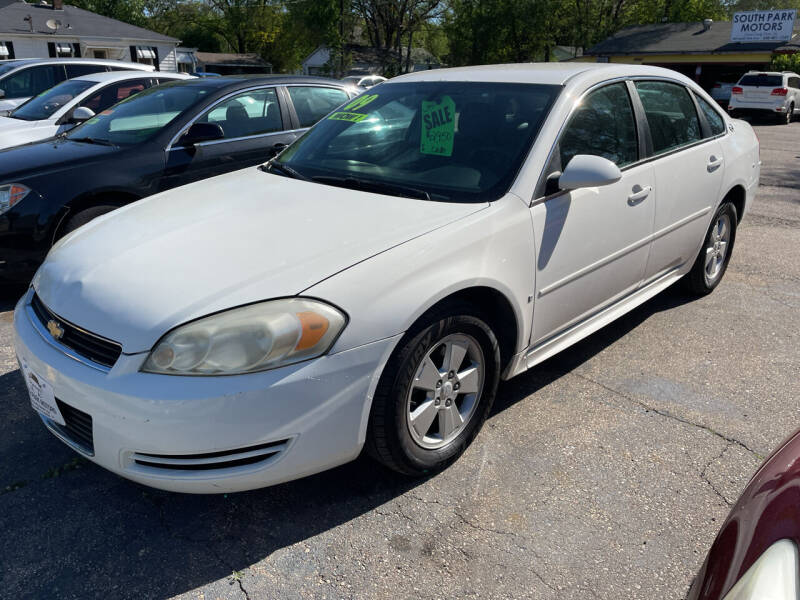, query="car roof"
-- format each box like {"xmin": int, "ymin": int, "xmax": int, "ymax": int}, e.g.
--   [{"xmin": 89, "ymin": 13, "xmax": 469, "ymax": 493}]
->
[
  {"xmin": 0, "ymin": 57, "xmax": 148, "ymax": 67},
  {"xmin": 389, "ymin": 62, "xmax": 694, "ymax": 87},
  {"xmin": 71, "ymin": 71, "xmax": 192, "ymax": 84},
  {"xmin": 742, "ymin": 70, "xmax": 797, "ymax": 76},
  {"xmin": 157, "ymin": 74, "xmax": 350, "ymax": 90}
]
